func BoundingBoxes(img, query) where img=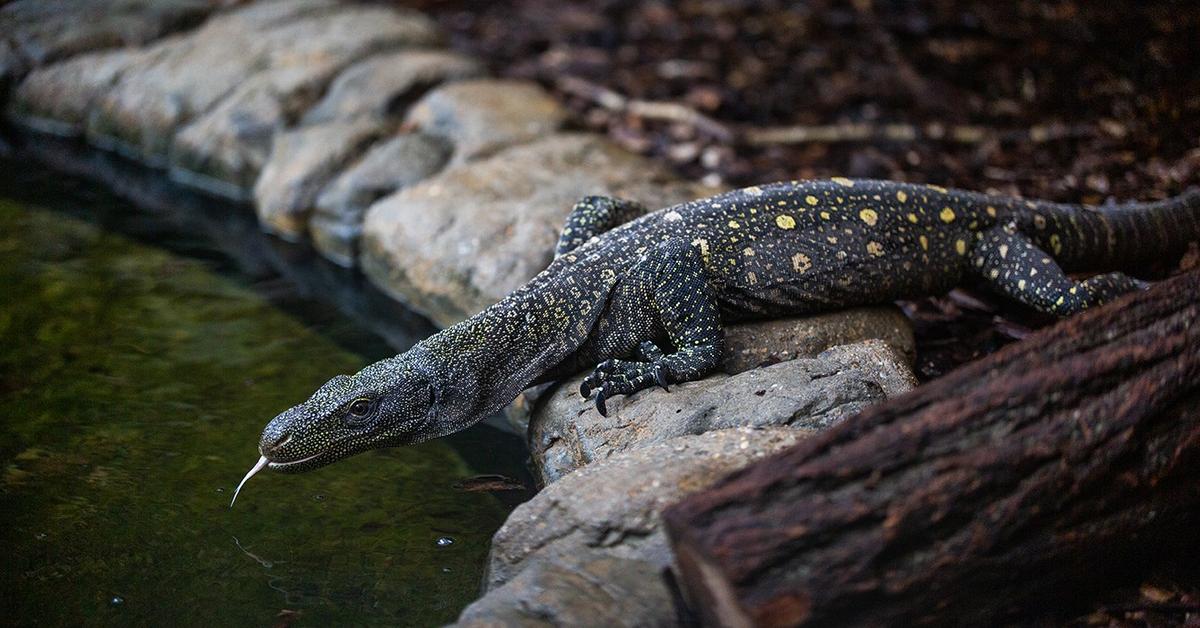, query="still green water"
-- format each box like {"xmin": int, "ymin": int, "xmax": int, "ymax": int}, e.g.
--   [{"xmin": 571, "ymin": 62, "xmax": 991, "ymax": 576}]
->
[{"xmin": 0, "ymin": 201, "xmax": 510, "ymax": 626}]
